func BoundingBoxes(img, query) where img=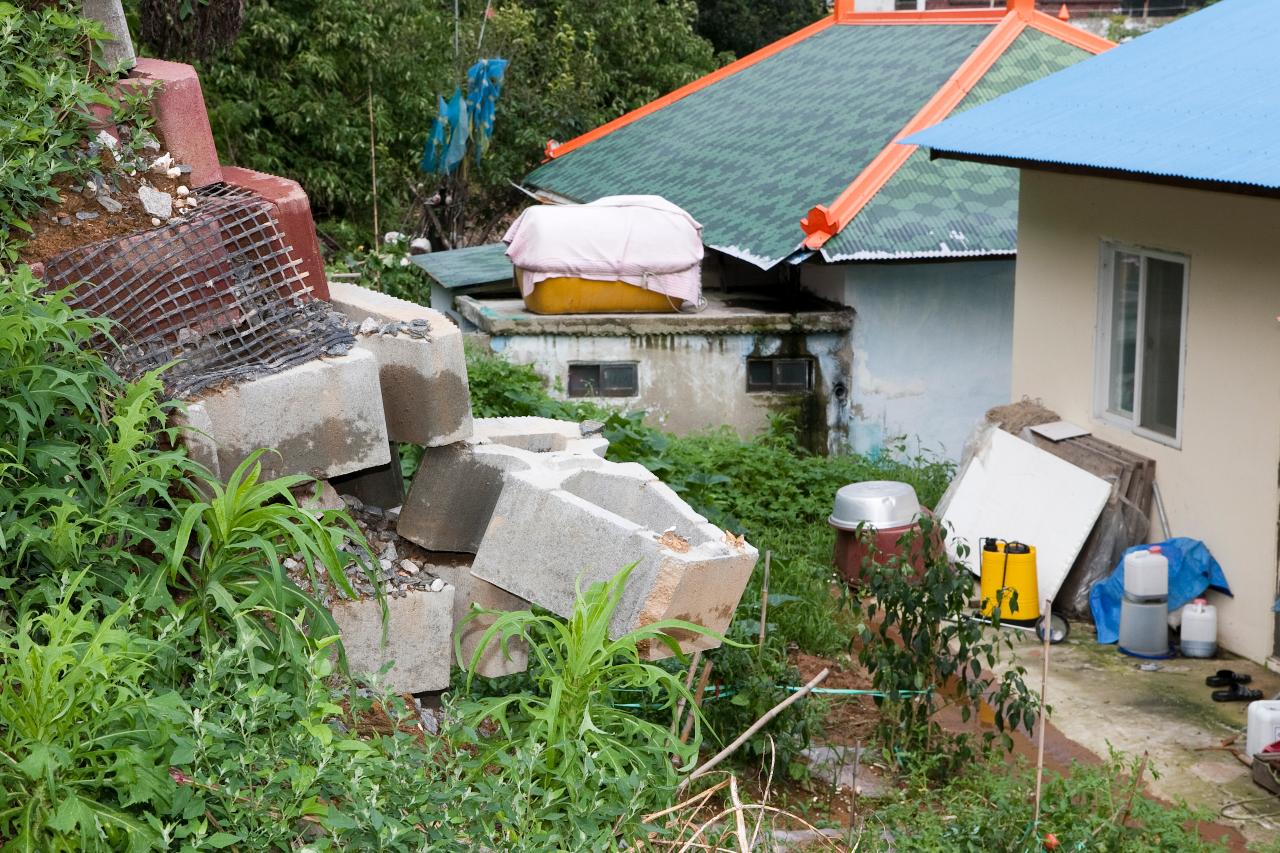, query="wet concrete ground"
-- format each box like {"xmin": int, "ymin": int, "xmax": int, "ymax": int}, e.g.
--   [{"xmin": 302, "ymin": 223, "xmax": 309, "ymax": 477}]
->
[{"xmin": 996, "ymin": 623, "xmax": 1280, "ymax": 848}]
